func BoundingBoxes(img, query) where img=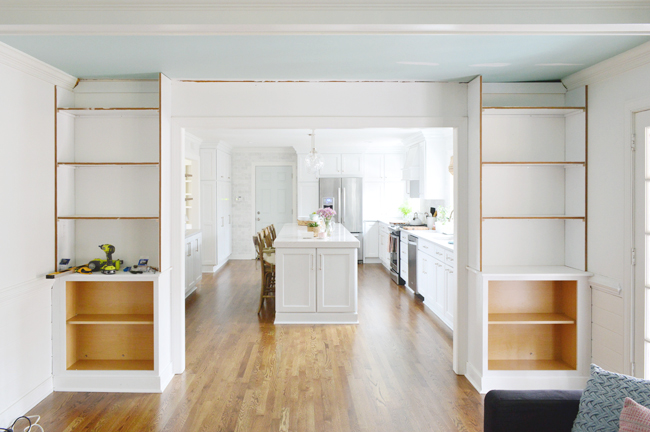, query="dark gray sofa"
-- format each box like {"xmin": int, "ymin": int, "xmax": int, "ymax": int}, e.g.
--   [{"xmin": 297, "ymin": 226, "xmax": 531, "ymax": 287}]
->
[{"xmin": 484, "ymin": 390, "xmax": 583, "ymax": 432}]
